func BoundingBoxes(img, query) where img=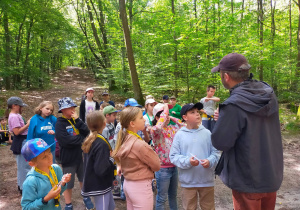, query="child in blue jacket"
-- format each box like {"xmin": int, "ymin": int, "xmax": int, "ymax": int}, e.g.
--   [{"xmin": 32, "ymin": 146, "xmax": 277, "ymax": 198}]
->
[
  {"xmin": 21, "ymin": 138, "xmax": 71, "ymax": 210},
  {"xmin": 169, "ymin": 103, "xmax": 220, "ymax": 210}
]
